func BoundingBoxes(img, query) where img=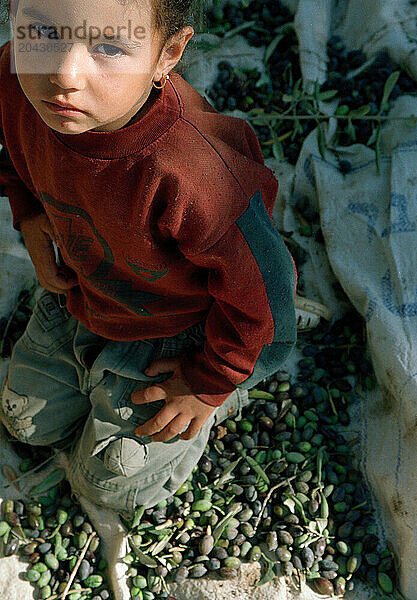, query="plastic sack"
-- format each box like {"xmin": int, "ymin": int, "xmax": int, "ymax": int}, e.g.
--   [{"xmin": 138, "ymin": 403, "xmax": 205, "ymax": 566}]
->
[{"xmin": 281, "ymin": 94, "xmax": 417, "ymax": 600}]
